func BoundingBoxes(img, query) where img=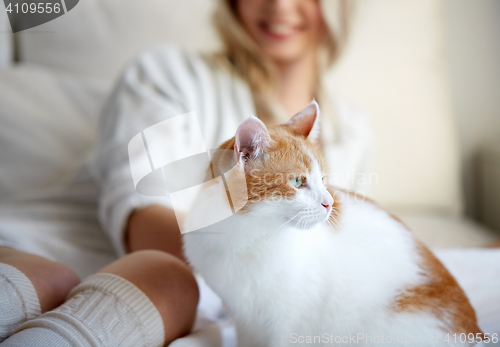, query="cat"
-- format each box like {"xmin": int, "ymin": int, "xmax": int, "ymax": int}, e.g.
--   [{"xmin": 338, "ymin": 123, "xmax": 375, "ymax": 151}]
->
[{"xmin": 182, "ymin": 101, "xmax": 482, "ymax": 347}]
